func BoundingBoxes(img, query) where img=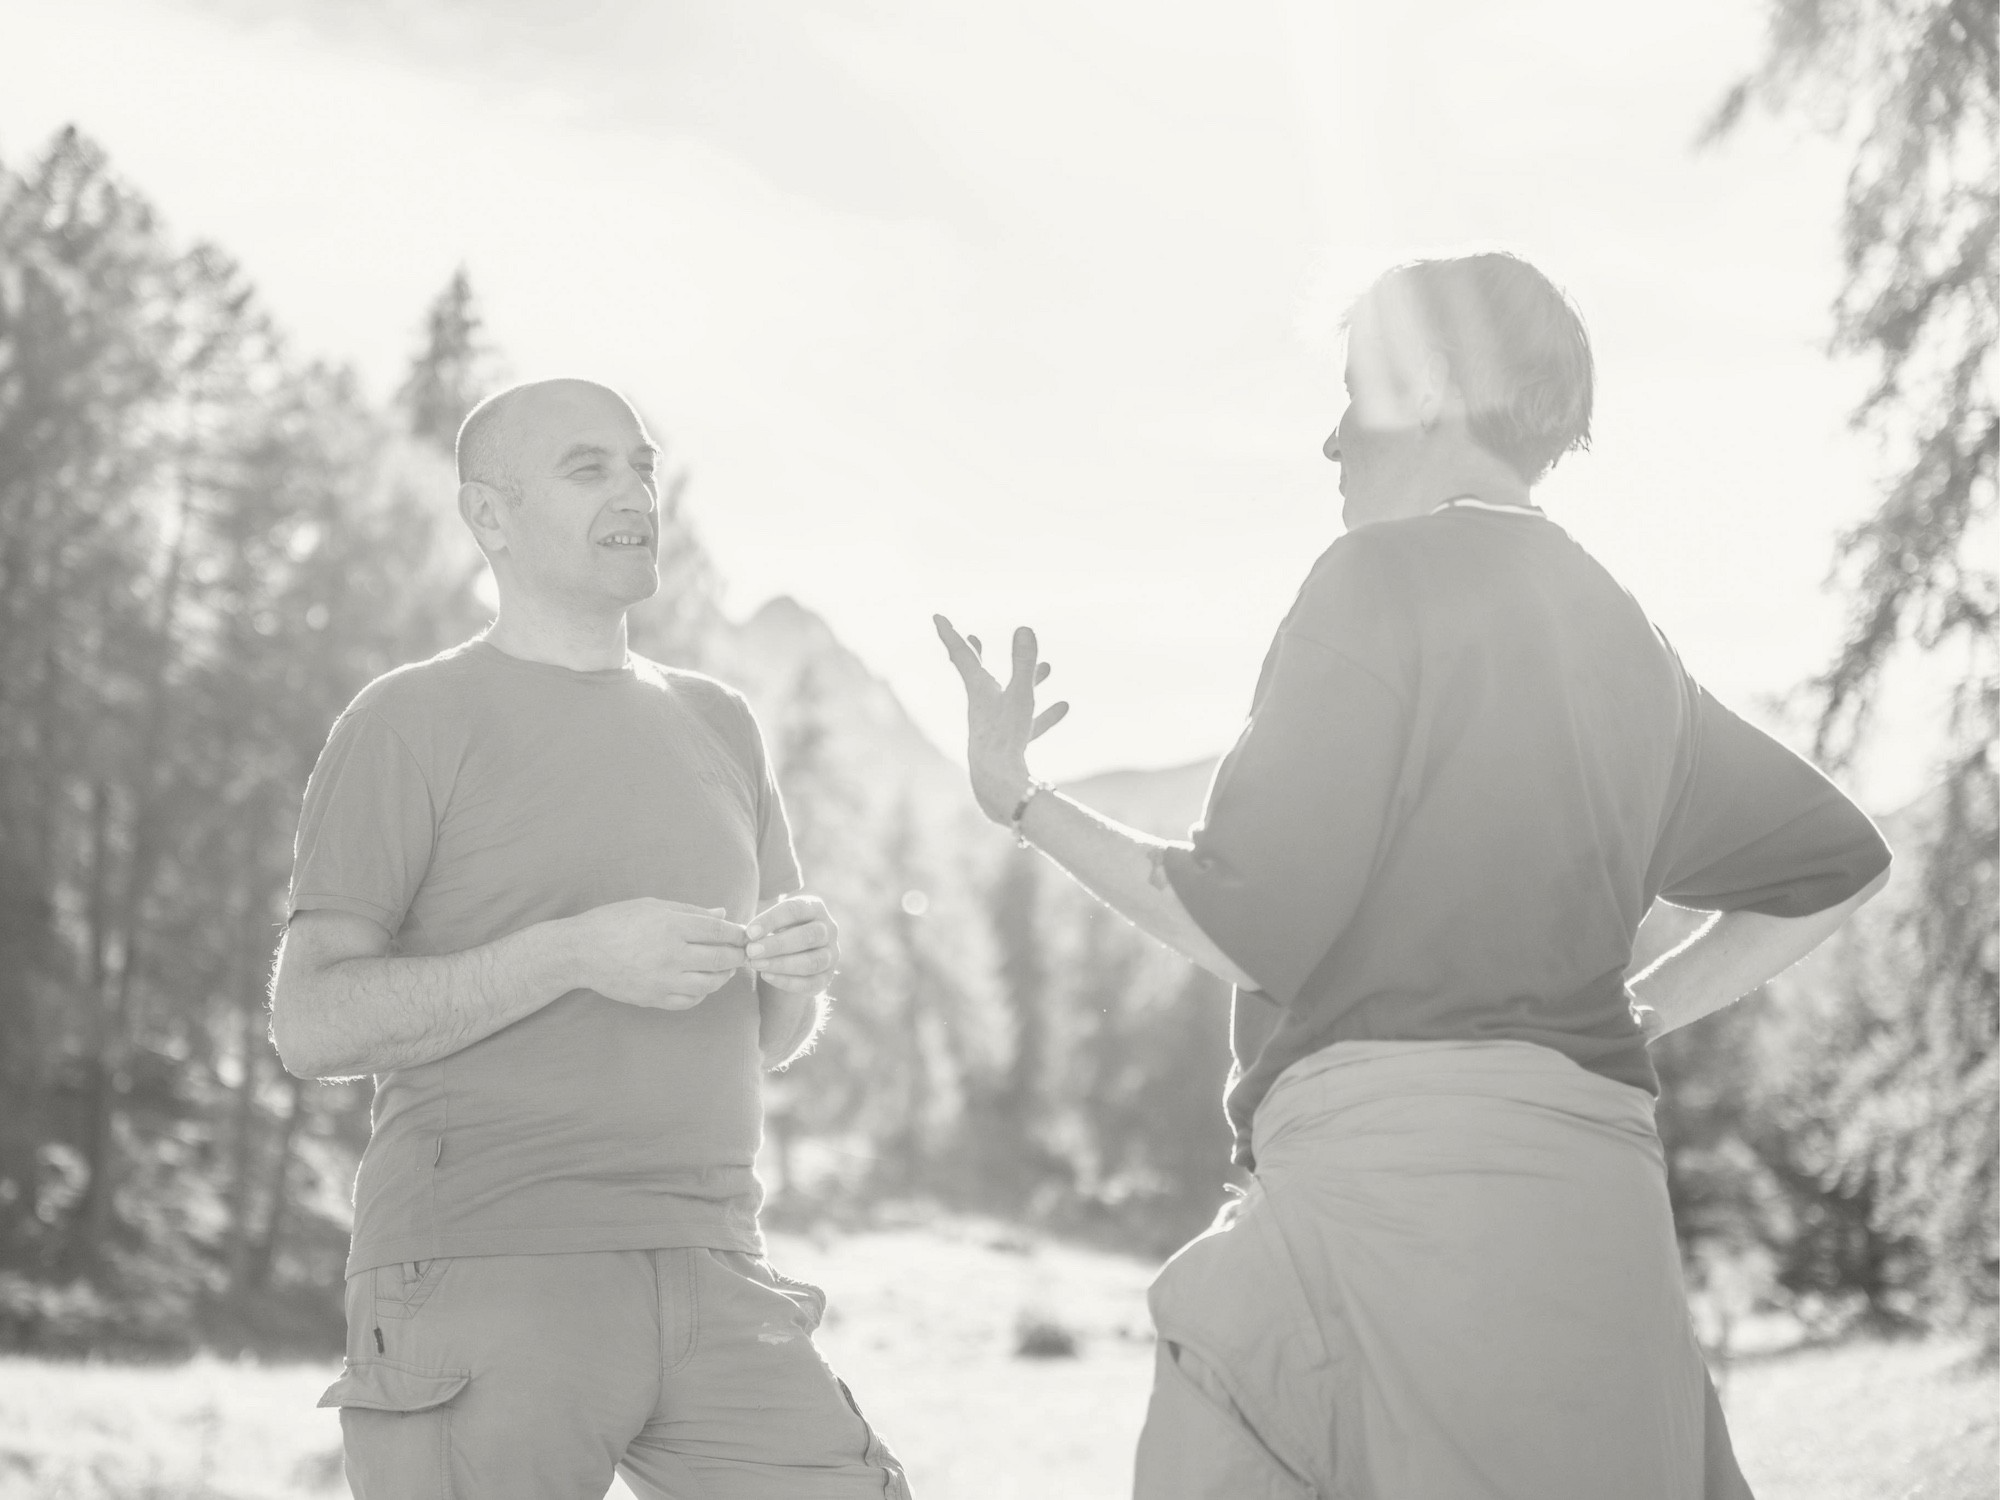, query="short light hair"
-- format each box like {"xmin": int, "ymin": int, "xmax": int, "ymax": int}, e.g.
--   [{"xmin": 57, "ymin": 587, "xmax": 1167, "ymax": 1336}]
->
[
  {"xmin": 454, "ymin": 379, "xmax": 637, "ymax": 502},
  {"xmin": 454, "ymin": 386, "xmax": 523, "ymax": 498},
  {"xmin": 1357, "ymin": 252, "xmax": 1594, "ymax": 483}
]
